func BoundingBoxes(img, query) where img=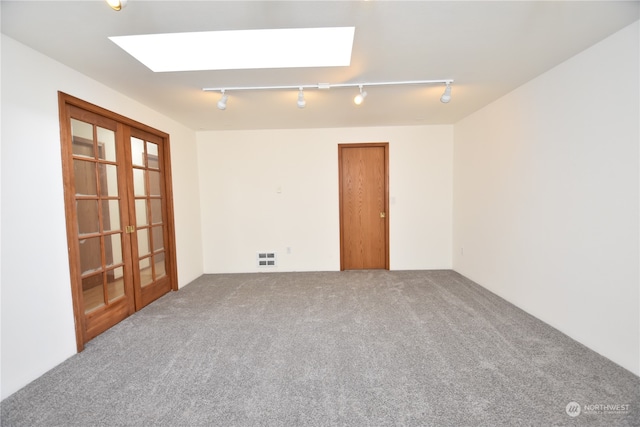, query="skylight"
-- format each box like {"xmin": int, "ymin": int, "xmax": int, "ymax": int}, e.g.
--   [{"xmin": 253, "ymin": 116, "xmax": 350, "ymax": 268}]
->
[{"xmin": 109, "ymin": 27, "xmax": 355, "ymax": 72}]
